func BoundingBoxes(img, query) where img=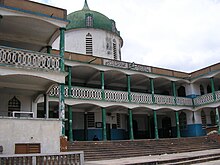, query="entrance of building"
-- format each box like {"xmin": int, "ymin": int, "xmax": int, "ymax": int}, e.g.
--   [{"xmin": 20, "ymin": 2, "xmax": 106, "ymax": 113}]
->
[
  {"xmin": 162, "ymin": 117, "xmax": 172, "ymax": 138},
  {"xmin": 107, "ymin": 123, "xmax": 111, "ymax": 140}
]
